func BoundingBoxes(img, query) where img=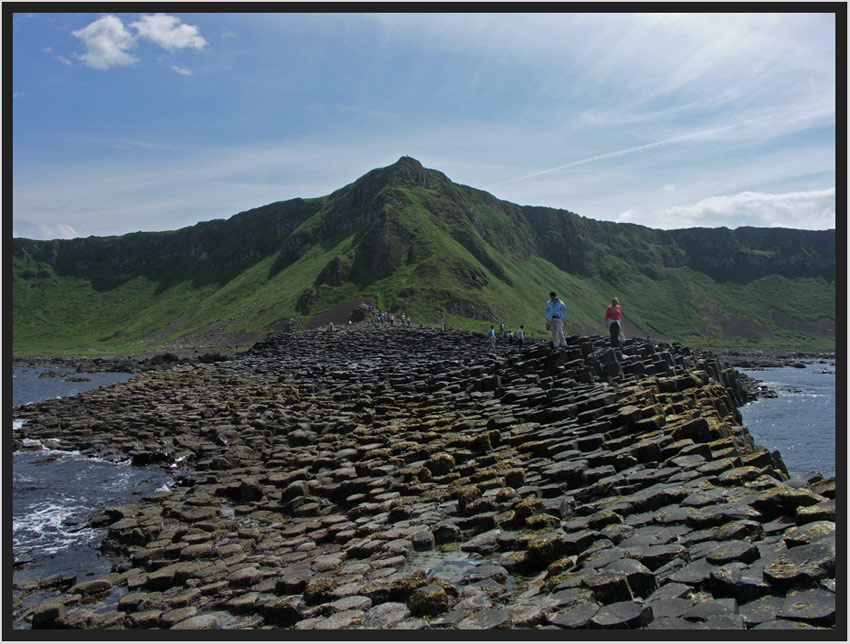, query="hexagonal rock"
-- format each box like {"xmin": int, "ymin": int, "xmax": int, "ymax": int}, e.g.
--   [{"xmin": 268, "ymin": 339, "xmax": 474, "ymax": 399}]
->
[
  {"xmin": 763, "ymin": 540, "xmax": 835, "ymax": 588},
  {"xmin": 782, "ymin": 521, "xmax": 835, "ymax": 548},
  {"xmin": 274, "ymin": 568, "xmax": 311, "ymax": 594},
  {"xmin": 30, "ymin": 601, "xmax": 64, "ymax": 629},
  {"xmin": 295, "ymin": 609, "xmax": 365, "ymax": 630},
  {"xmin": 411, "ymin": 529, "xmax": 435, "ymax": 551},
  {"xmin": 303, "ymin": 577, "xmax": 339, "ymax": 605},
  {"xmin": 667, "ymin": 558, "xmax": 718, "ymax": 587},
  {"xmin": 424, "ymin": 453, "xmax": 455, "ymax": 476},
  {"xmin": 590, "ymin": 600, "xmax": 652, "ymax": 628},
  {"xmin": 361, "ymin": 602, "xmax": 412, "ymax": 628},
  {"xmin": 739, "ymin": 595, "xmax": 786, "ymax": 627},
  {"xmin": 601, "ymin": 558, "xmax": 657, "ymax": 597},
  {"xmin": 796, "ymin": 501, "xmax": 835, "ymax": 523},
  {"xmin": 624, "ymin": 543, "xmax": 686, "ymax": 571},
  {"xmin": 223, "ymin": 591, "xmax": 261, "ymax": 615},
  {"xmin": 263, "ymin": 596, "xmax": 306, "ymax": 627},
  {"xmin": 647, "ymin": 597, "xmax": 693, "ymax": 619},
  {"xmin": 582, "ymin": 569, "xmax": 633, "ymax": 604},
  {"xmin": 548, "ymin": 601, "xmax": 600, "ymax": 629},
  {"xmin": 711, "ymin": 518, "xmax": 764, "ymax": 541},
  {"xmin": 646, "ymin": 616, "xmax": 708, "ymax": 630},
  {"xmin": 408, "ymin": 585, "xmax": 449, "ymax": 617},
  {"xmin": 227, "ymin": 566, "xmax": 263, "ymax": 588},
  {"xmin": 432, "ymin": 522, "xmax": 462, "ymax": 544},
  {"xmin": 704, "ymin": 540, "xmax": 760, "ymax": 565},
  {"xmin": 749, "ymin": 486, "xmax": 824, "ymax": 519},
  {"xmin": 706, "ymin": 563, "xmax": 771, "ymax": 602},
  {"xmin": 457, "ymin": 607, "xmax": 512, "ymax": 629},
  {"xmin": 777, "ymin": 589, "xmax": 835, "ymax": 627},
  {"xmin": 160, "ymin": 606, "xmax": 198, "ymax": 628},
  {"xmin": 460, "ymin": 563, "xmax": 509, "ymax": 585},
  {"xmin": 328, "ymin": 595, "xmax": 372, "ymax": 614},
  {"xmin": 144, "ymin": 567, "xmax": 178, "ymax": 591},
  {"xmin": 68, "ymin": 579, "xmax": 112, "ymax": 597},
  {"xmin": 680, "ymin": 597, "xmax": 738, "ymax": 622},
  {"xmin": 170, "ymin": 613, "xmax": 220, "ymax": 629},
  {"xmin": 751, "ymin": 619, "xmax": 822, "ymax": 630},
  {"xmin": 686, "ymin": 502, "xmax": 762, "ymax": 528}
]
